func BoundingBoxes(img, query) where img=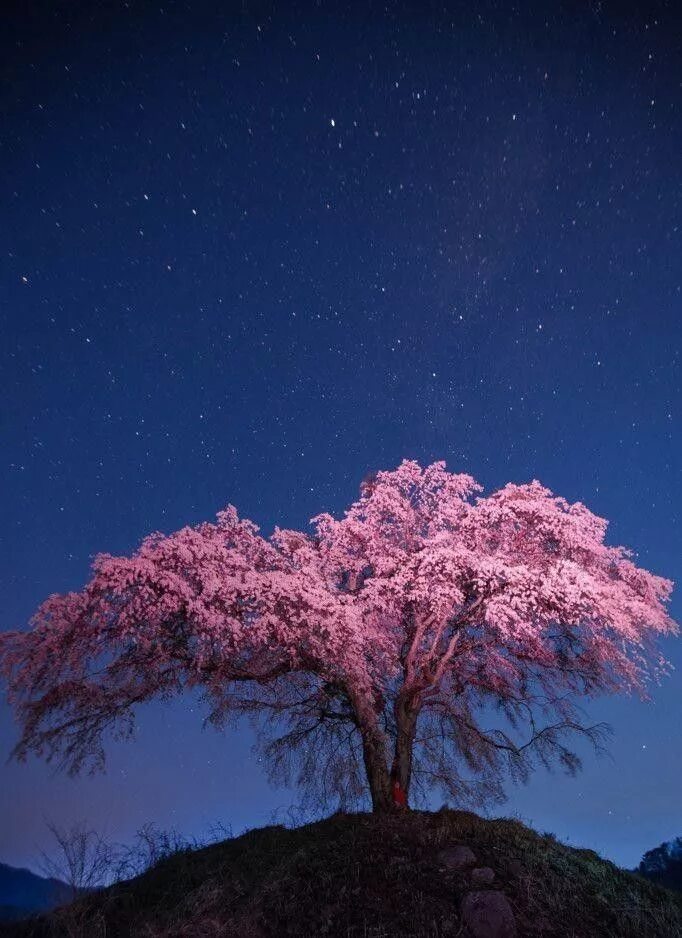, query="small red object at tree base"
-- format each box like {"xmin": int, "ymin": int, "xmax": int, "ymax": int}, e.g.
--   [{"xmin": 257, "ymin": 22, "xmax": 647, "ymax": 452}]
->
[{"xmin": 392, "ymin": 778, "xmax": 407, "ymax": 808}]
